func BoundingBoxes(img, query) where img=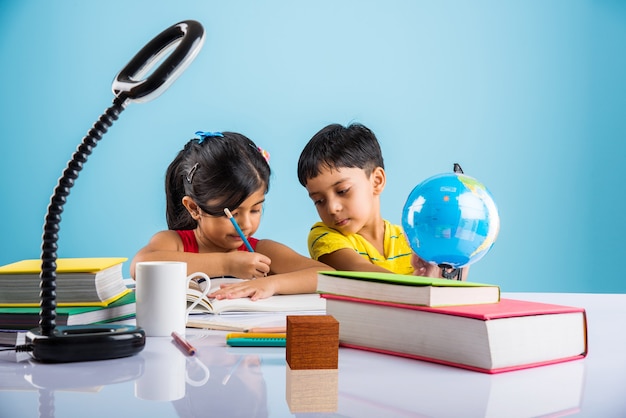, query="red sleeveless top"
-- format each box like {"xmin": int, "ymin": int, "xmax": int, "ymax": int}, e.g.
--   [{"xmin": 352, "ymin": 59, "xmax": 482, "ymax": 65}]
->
[{"xmin": 175, "ymin": 229, "xmax": 259, "ymax": 253}]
